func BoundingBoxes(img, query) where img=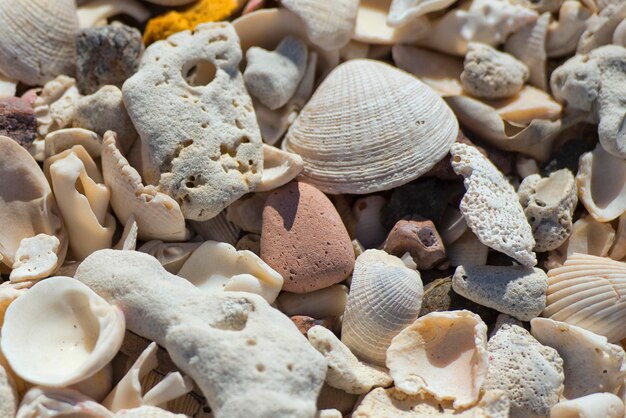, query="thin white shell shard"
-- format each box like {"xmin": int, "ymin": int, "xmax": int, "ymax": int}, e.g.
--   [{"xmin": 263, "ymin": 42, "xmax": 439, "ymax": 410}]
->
[
  {"xmin": 341, "ymin": 249, "xmax": 423, "ymax": 366},
  {"xmin": 543, "ymin": 253, "xmax": 626, "ymax": 342},
  {"xmin": 284, "ymin": 59, "xmax": 458, "ymax": 195},
  {"xmin": 550, "ymin": 393, "xmax": 625, "ymax": 418},
  {"xmin": 256, "ymin": 144, "xmax": 304, "ymax": 192},
  {"xmin": 450, "ymin": 142, "xmax": 537, "ymax": 266},
  {"xmin": 9, "ymin": 234, "xmax": 60, "ymax": 282},
  {"xmin": 16, "ymin": 387, "xmax": 114, "ymax": 418}
]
